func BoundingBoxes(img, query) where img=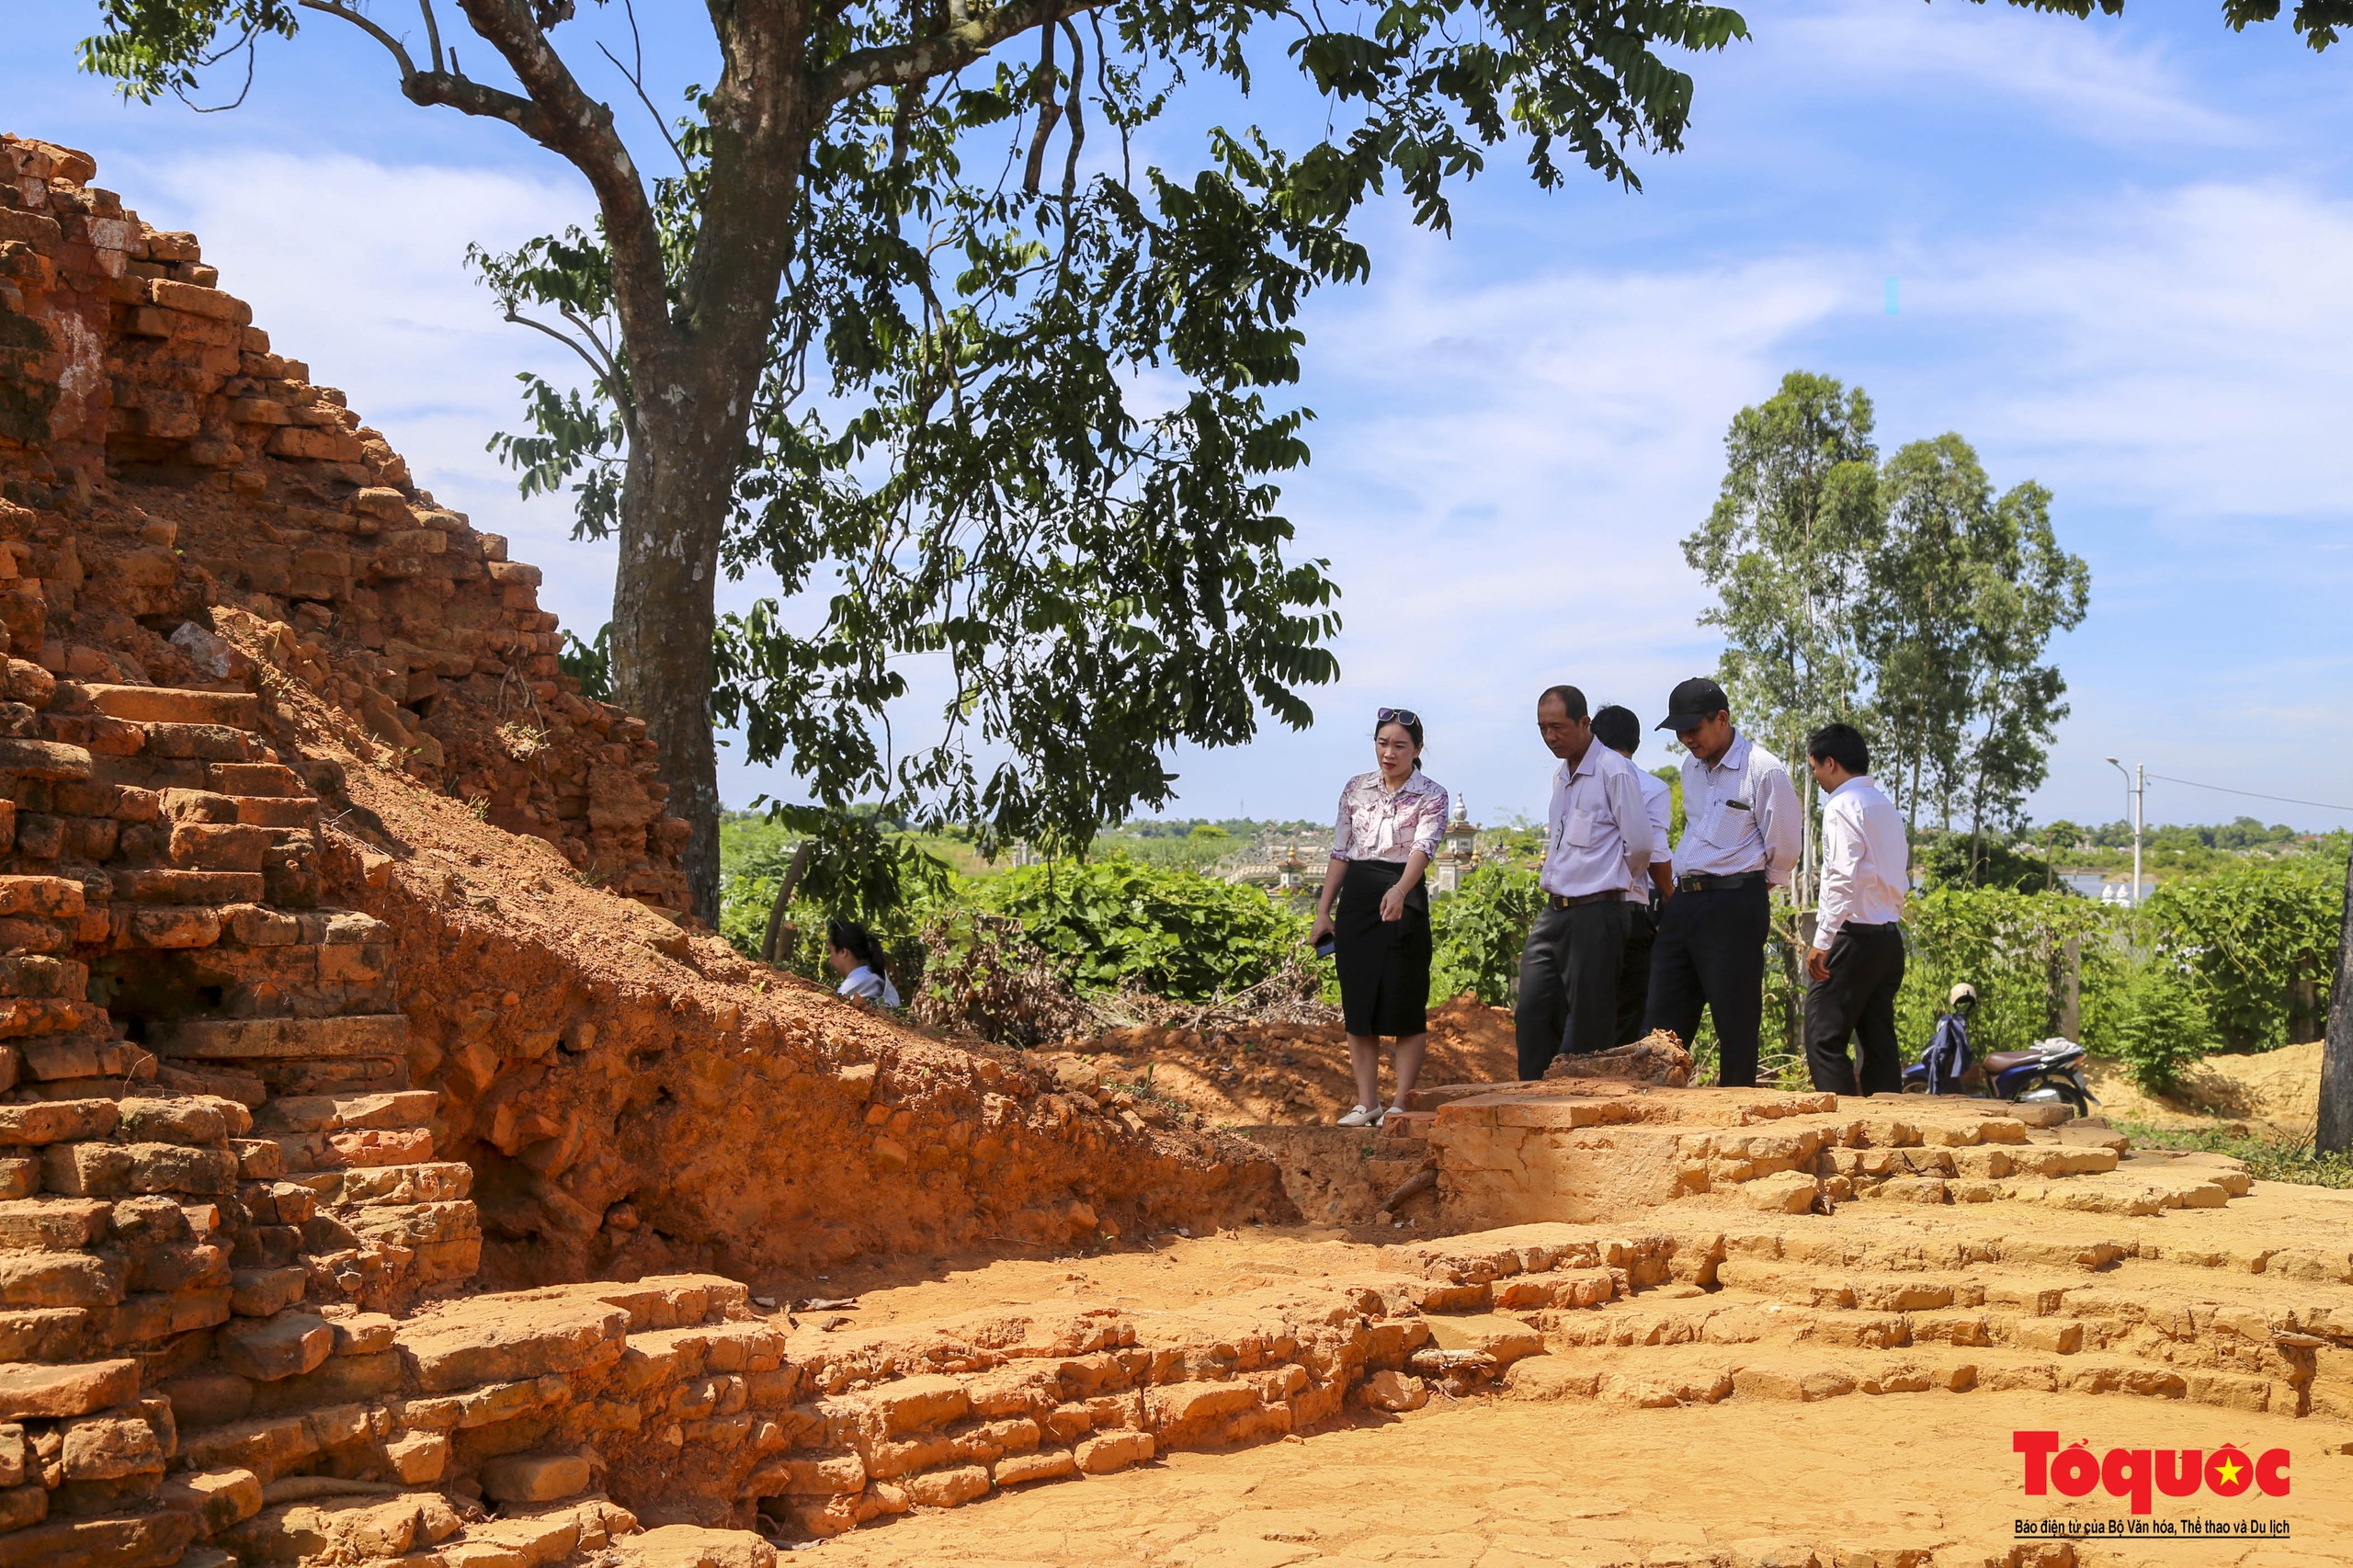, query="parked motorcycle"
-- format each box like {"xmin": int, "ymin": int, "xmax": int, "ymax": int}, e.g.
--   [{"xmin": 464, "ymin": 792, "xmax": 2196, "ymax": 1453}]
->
[{"xmin": 1900, "ymin": 982, "xmax": 2097, "ymax": 1117}]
